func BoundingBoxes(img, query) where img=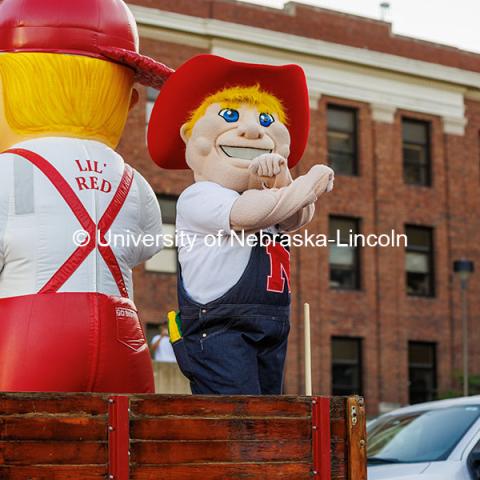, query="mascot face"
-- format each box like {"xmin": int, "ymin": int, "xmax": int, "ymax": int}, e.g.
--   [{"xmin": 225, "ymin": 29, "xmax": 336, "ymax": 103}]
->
[{"xmin": 180, "ymin": 87, "xmax": 291, "ymax": 192}]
